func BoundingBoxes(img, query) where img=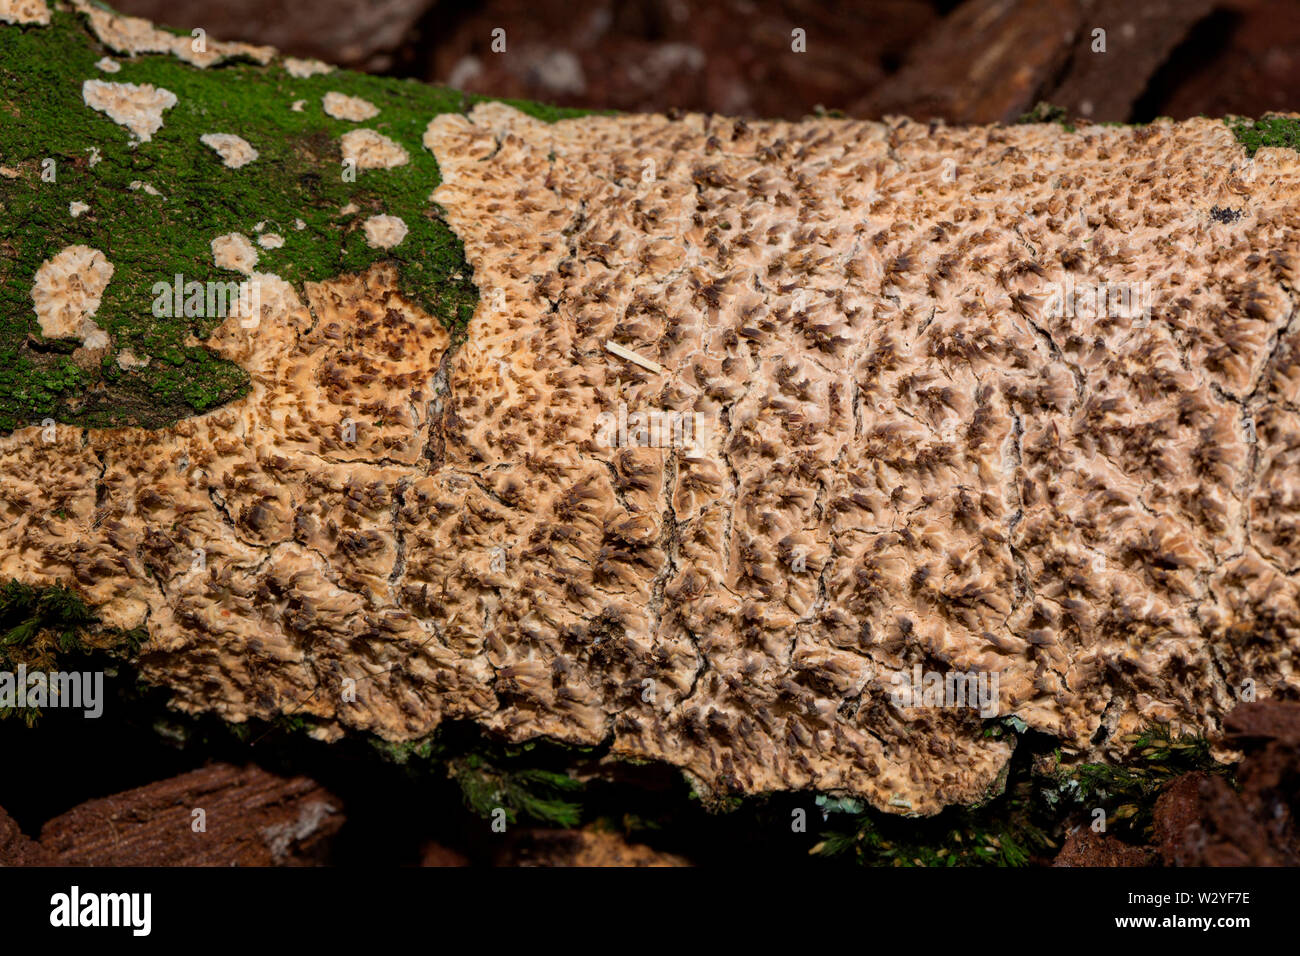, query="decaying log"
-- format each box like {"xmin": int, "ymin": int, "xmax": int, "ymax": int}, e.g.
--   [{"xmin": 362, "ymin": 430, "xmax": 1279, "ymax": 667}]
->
[
  {"xmin": 1052, "ymin": 828, "xmax": 1153, "ymax": 867},
  {"xmin": 1152, "ymin": 700, "xmax": 1300, "ymax": 866},
  {"xmin": 2, "ymin": 1, "xmax": 1299, "ymax": 816},
  {"xmin": 0, "ymin": 805, "xmax": 55, "ymax": 866},
  {"xmin": 863, "ymin": 0, "xmax": 1217, "ymax": 124},
  {"xmin": 37, "ymin": 763, "xmax": 343, "ymax": 866}
]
